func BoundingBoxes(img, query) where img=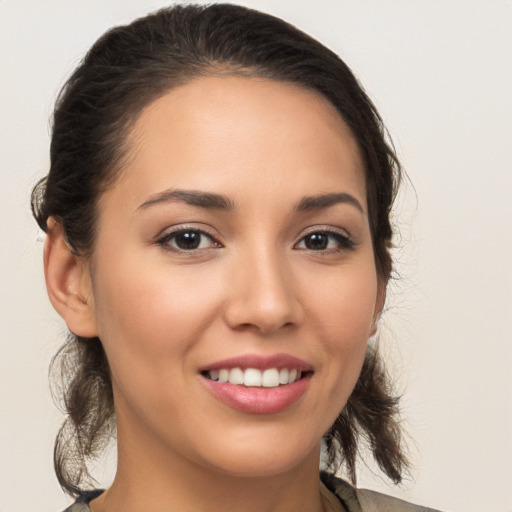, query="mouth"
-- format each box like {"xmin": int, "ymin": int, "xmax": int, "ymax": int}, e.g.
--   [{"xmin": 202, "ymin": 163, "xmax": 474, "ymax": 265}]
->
[
  {"xmin": 199, "ymin": 354, "xmax": 313, "ymax": 414},
  {"xmin": 201, "ymin": 367, "xmax": 311, "ymax": 388}
]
